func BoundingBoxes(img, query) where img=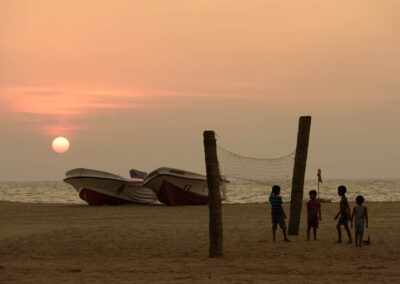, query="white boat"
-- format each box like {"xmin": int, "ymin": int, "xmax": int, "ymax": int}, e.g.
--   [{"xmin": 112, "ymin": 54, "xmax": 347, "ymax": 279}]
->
[
  {"xmin": 64, "ymin": 168, "xmax": 157, "ymax": 206},
  {"xmin": 143, "ymin": 167, "xmax": 226, "ymax": 205}
]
